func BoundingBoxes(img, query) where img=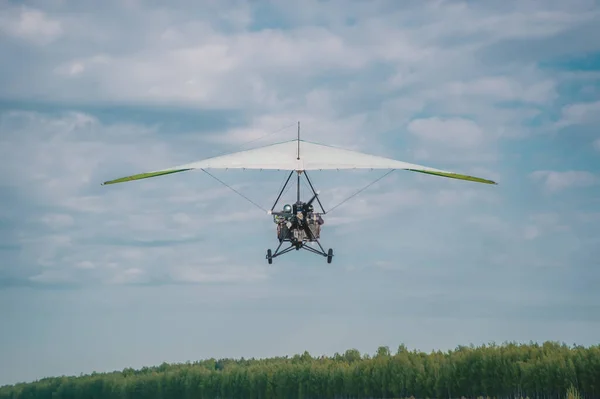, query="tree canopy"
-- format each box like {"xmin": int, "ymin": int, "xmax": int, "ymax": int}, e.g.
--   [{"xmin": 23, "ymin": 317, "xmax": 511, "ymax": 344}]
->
[{"xmin": 1, "ymin": 341, "xmax": 598, "ymax": 399}]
